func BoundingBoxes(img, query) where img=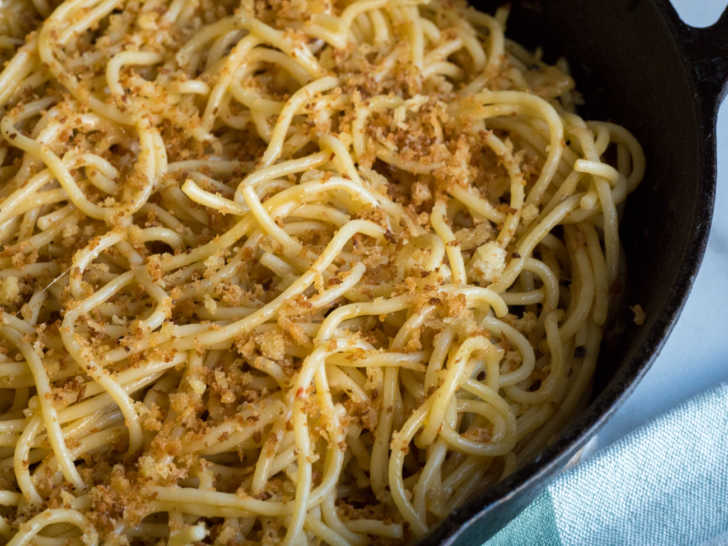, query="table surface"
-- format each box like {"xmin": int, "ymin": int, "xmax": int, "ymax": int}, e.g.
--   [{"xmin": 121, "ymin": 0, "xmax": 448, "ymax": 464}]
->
[{"xmin": 595, "ymin": 0, "xmax": 728, "ymax": 451}]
